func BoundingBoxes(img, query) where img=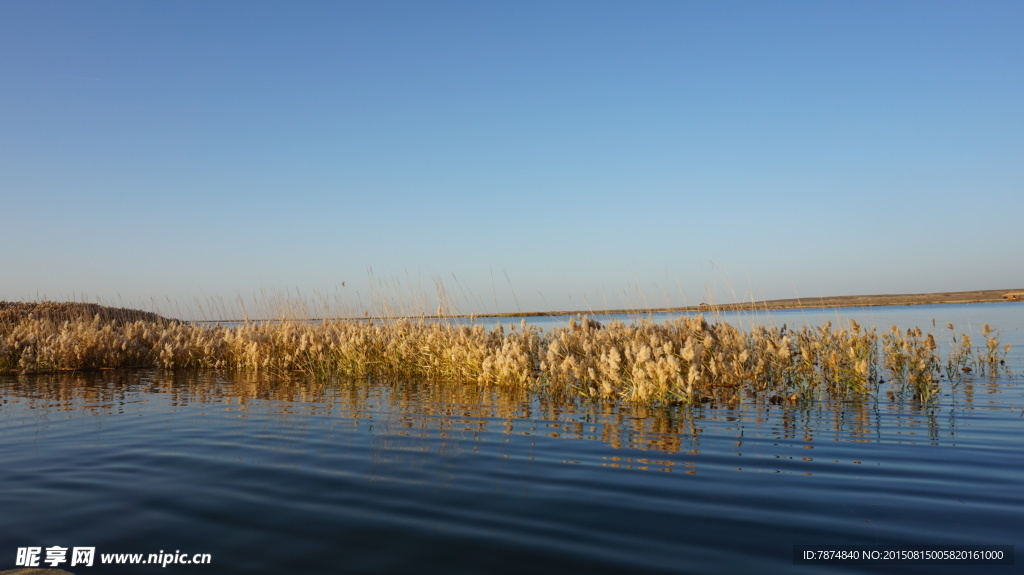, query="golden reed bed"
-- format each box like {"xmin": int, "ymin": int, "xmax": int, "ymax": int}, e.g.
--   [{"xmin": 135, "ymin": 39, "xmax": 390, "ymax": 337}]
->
[{"xmin": 0, "ymin": 302, "xmax": 1010, "ymax": 404}]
